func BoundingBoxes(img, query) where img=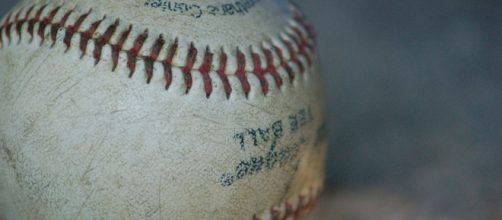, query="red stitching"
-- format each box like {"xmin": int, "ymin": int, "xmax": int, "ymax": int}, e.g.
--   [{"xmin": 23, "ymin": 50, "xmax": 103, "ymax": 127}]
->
[
  {"xmin": 4, "ymin": 13, "xmax": 13, "ymax": 44},
  {"xmin": 217, "ymin": 49, "xmax": 232, "ymax": 98},
  {"xmin": 0, "ymin": 18, "xmax": 7, "ymax": 47},
  {"xmin": 293, "ymin": 12, "xmax": 317, "ymax": 41},
  {"xmin": 264, "ymin": 48, "xmax": 283, "ymax": 89},
  {"xmin": 182, "ymin": 43, "xmax": 197, "ymax": 94},
  {"xmin": 297, "ymin": 195, "xmax": 306, "ymax": 217},
  {"xmin": 0, "ymin": 22, "xmax": 5, "ymax": 47},
  {"xmin": 51, "ymin": 9, "xmax": 73, "ymax": 47},
  {"xmin": 27, "ymin": 4, "xmax": 46, "ymax": 41},
  {"xmin": 163, "ymin": 39, "xmax": 178, "ymax": 90},
  {"xmin": 292, "ymin": 27, "xmax": 312, "ymax": 66},
  {"xmin": 38, "ymin": 6, "xmax": 60, "ymax": 45},
  {"xmin": 15, "ymin": 6, "xmax": 34, "ymax": 43},
  {"xmin": 13, "ymin": 8, "xmax": 23, "ymax": 35},
  {"xmin": 283, "ymin": 38, "xmax": 304, "ymax": 75},
  {"xmin": 284, "ymin": 202, "xmax": 296, "ymax": 220},
  {"xmin": 252, "ymin": 185, "xmax": 321, "ymax": 220},
  {"xmin": 93, "ymin": 19, "xmax": 119, "ymax": 65},
  {"xmin": 0, "ymin": 3, "xmax": 316, "ymax": 99},
  {"xmin": 251, "ymin": 49, "xmax": 270, "ymax": 95},
  {"xmin": 111, "ymin": 25, "xmax": 131, "ymax": 71},
  {"xmin": 144, "ymin": 34, "xmax": 165, "ymax": 84},
  {"xmin": 235, "ymin": 49, "xmax": 251, "ymax": 97},
  {"xmin": 273, "ymin": 45, "xmax": 295, "ymax": 82},
  {"xmin": 7, "ymin": 8, "xmax": 23, "ymax": 45},
  {"xmin": 80, "ymin": 17, "xmax": 104, "ymax": 59},
  {"xmin": 64, "ymin": 9, "xmax": 91, "ymax": 52},
  {"xmin": 12, "ymin": 9, "xmax": 21, "ymax": 43},
  {"xmin": 199, "ymin": 47, "xmax": 214, "ymax": 97},
  {"xmin": 127, "ymin": 29, "xmax": 148, "ymax": 77},
  {"xmin": 271, "ymin": 207, "xmax": 281, "ymax": 220}
]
